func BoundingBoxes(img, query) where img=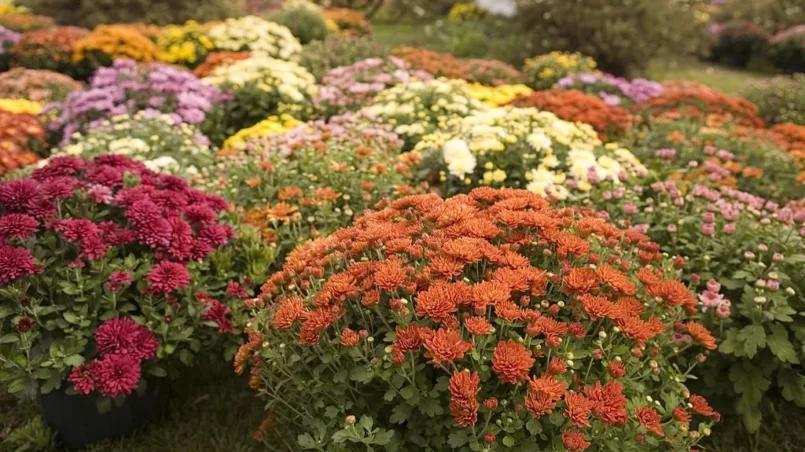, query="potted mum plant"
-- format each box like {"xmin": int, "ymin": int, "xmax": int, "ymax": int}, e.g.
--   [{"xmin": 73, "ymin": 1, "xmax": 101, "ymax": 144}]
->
[
  {"xmin": 240, "ymin": 187, "xmax": 719, "ymax": 450},
  {"xmin": 0, "ymin": 155, "xmax": 243, "ymax": 448}
]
